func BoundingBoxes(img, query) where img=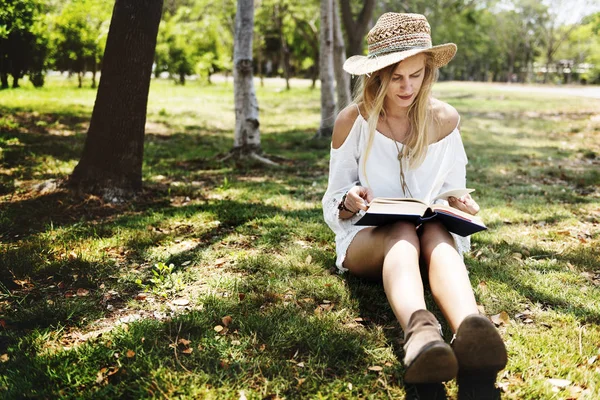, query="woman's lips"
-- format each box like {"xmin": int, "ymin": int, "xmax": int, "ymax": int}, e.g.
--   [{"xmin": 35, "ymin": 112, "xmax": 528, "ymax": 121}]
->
[{"xmin": 398, "ymin": 94, "xmax": 413, "ymax": 100}]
